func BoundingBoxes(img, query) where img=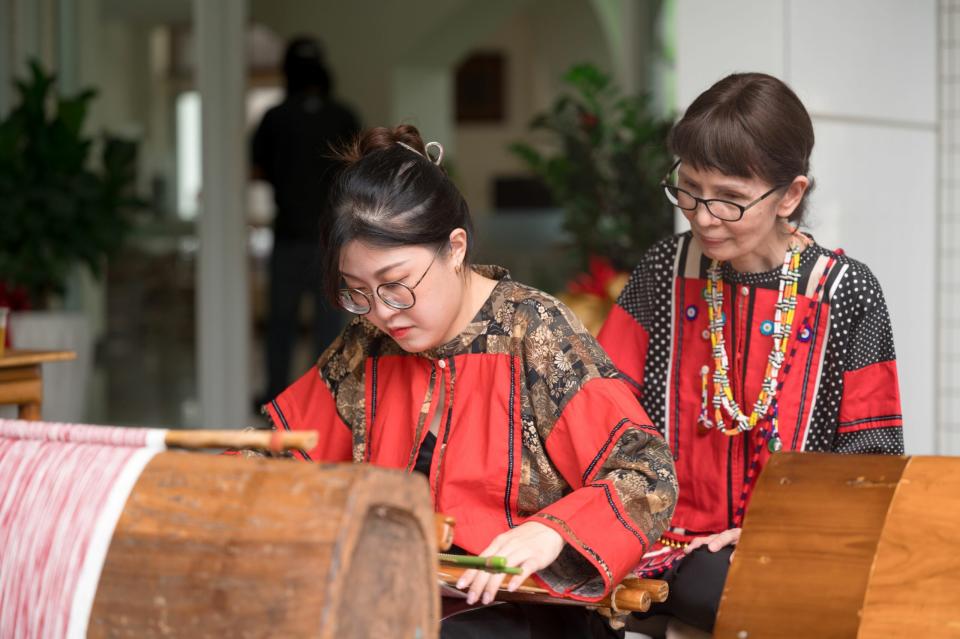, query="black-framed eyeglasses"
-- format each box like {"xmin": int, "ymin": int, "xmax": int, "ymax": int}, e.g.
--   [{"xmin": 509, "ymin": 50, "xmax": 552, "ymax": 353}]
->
[
  {"xmin": 660, "ymin": 160, "xmax": 786, "ymax": 222},
  {"xmin": 338, "ymin": 244, "xmax": 445, "ymax": 315}
]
